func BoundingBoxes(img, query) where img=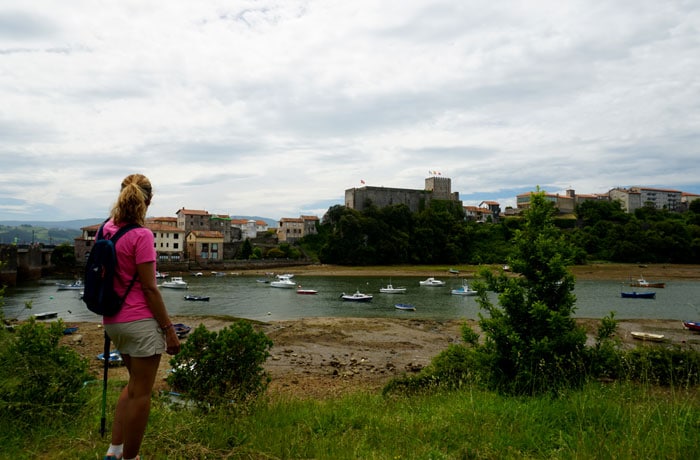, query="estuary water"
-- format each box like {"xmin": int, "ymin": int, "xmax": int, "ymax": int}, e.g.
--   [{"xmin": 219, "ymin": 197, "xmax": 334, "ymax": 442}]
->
[{"xmin": 4, "ymin": 274, "xmax": 700, "ymax": 324}]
